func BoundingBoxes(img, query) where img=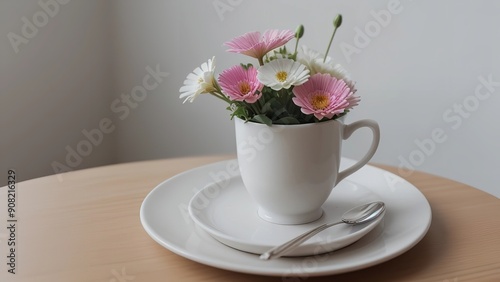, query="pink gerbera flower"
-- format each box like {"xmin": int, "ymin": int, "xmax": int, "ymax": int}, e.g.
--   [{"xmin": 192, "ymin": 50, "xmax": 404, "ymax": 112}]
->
[
  {"xmin": 218, "ymin": 65, "xmax": 263, "ymax": 103},
  {"xmin": 292, "ymin": 73, "xmax": 359, "ymax": 120},
  {"xmin": 224, "ymin": 29, "xmax": 295, "ymax": 62}
]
